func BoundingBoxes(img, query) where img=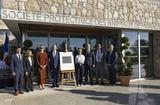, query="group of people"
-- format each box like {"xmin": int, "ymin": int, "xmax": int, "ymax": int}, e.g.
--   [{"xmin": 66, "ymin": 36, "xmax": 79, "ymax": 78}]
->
[
  {"xmin": 74, "ymin": 43, "xmax": 118, "ymax": 86},
  {"xmin": 11, "ymin": 43, "xmax": 118, "ymax": 96}
]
